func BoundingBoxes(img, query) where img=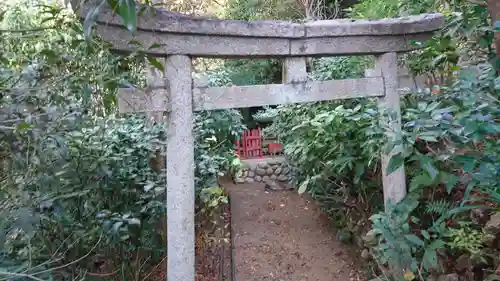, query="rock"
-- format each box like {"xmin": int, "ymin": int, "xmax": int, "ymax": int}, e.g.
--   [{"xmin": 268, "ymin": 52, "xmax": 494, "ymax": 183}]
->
[
  {"xmin": 471, "ymin": 208, "xmax": 489, "ymax": 225},
  {"xmin": 275, "ymin": 167, "xmax": 282, "ymax": 175},
  {"xmin": 360, "ymin": 249, "xmax": 370, "ymax": 260},
  {"xmin": 255, "ymin": 168, "xmax": 266, "ymax": 176},
  {"xmin": 271, "ymin": 165, "xmax": 278, "ymax": 170},
  {"xmin": 263, "ymin": 176, "xmax": 270, "ymax": 182},
  {"xmin": 266, "ymin": 159, "xmax": 277, "ymax": 165},
  {"xmin": 242, "ymin": 170, "xmax": 248, "ymax": 177},
  {"xmin": 277, "ymin": 175, "xmax": 288, "ymax": 182},
  {"xmin": 483, "ymin": 233, "xmax": 497, "ymax": 247},
  {"xmin": 362, "ymin": 231, "xmax": 378, "ymax": 247},
  {"xmin": 255, "ymin": 176, "xmax": 262, "ymax": 182},
  {"xmin": 438, "ymin": 274, "xmax": 459, "ymax": 281},
  {"xmin": 426, "ymin": 275, "xmax": 438, "ymax": 281},
  {"xmin": 248, "ymin": 170, "xmax": 255, "ymax": 177},
  {"xmin": 245, "ymin": 178, "xmax": 254, "ymax": 183},
  {"xmin": 354, "ymin": 236, "xmax": 364, "ymax": 248},
  {"xmin": 266, "ymin": 168, "xmax": 274, "ymax": 175},
  {"xmin": 257, "ymin": 162, "xmax": 269, "ymax": 169},
  {"xmin": 264, "ymin": 180, "xmax": 293, "ymax": 191},
  {"xmin": 485, "ymin": 213, "xmax": 500, "ymax": 235},
  {"xmin": 270, "ymin": 174, "xmax": 277, "ymax": 180},
  {"xmin": 281, "ymin": 167, "xmax": 290, "ymax": 175},
  {"xmin": 235, "ymin": 177, "xmax": 245, "ymax": 184},
  {"xmin": 455, "ymin": 254, "xmax": 471, "ymax": 272},
  {"xmin": 235, "ymin": 170, "xmax": 243, "ymax": 178}
]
